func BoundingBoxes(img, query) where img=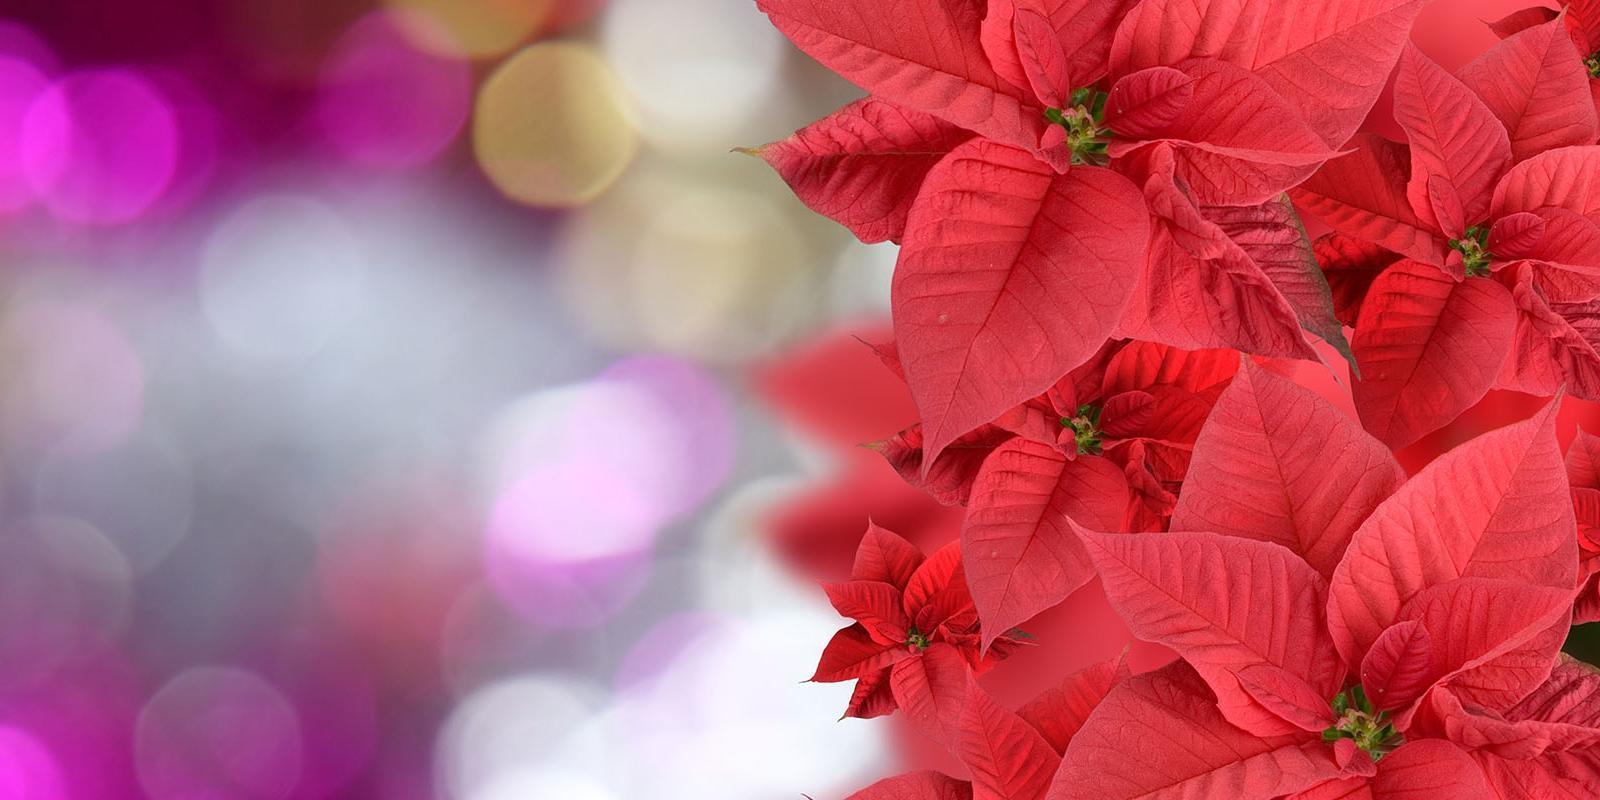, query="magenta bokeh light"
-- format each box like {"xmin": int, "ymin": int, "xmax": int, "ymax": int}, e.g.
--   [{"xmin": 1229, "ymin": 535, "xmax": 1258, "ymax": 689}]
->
[
  {"xmin": 317, "ymin": 11, "xmax": 471, "ymax": 170},
  {"xmin": 20, "ymin": 69, "xmax": 178, "ymax": 225},
  {"xmin": 0, "ymin": 727, "xmax": 65, "ymax": 800},
  {"xmin": 134, "ymin": 668, "xmax": 304, "ymax": 800}
]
